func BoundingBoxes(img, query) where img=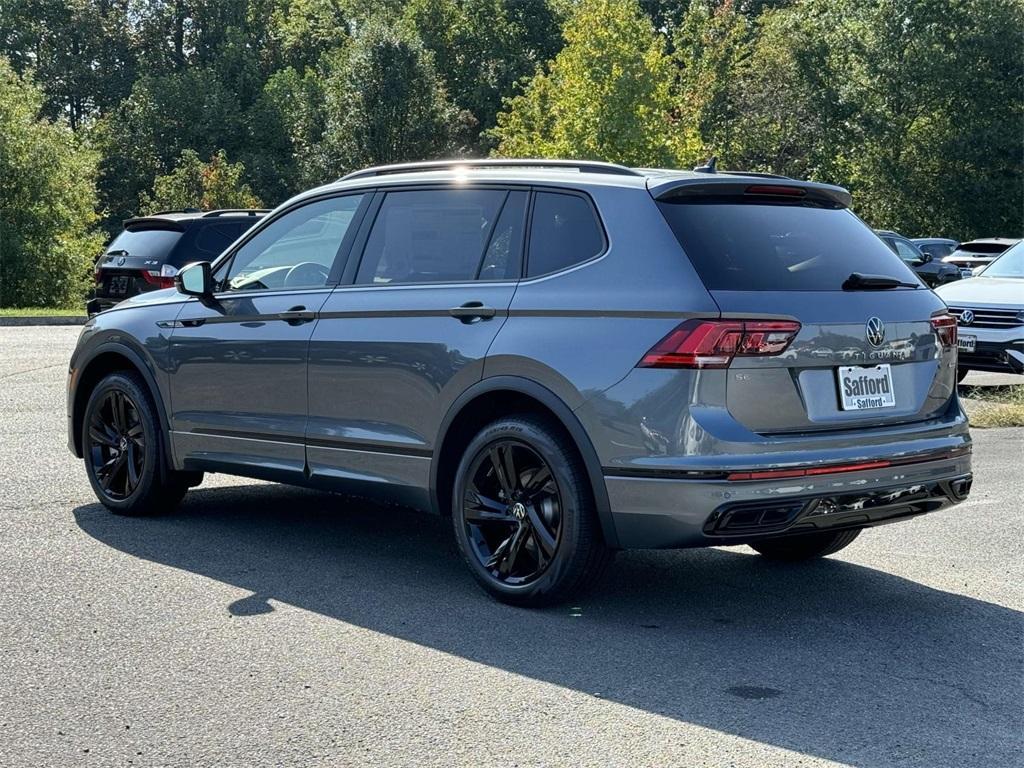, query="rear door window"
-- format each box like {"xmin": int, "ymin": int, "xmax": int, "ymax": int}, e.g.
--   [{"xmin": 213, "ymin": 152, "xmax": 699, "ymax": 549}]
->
[
  {"xmin": 526, "ymin": 192, "xmax": 605, "ymax": 277},
  {"xmin": 657, "ymin": 199, "xmax": 920, "ymax": 291},
  {"xmin": 891, "ymin": 239, "xmax": 922, "ymax": 264},
  {"xmin": 355, "ymin": 189, "xmax": 508, "ymax": 285}
]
